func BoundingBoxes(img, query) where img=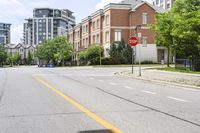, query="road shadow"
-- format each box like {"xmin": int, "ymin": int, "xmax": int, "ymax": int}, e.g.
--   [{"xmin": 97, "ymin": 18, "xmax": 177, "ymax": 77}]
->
[{"xmin": 78, "ymin": 129, "xmax": 113, "ymax": 133}]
